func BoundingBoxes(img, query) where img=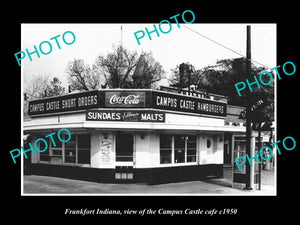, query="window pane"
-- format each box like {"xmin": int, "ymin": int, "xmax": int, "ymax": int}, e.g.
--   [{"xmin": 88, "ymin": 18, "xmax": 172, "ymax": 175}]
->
[
  {"xmin": 78, "ymin": 134, "xmax": 91, "ymax": 148},
  {"xmin": 160, "ymin": 150, "xmax": 172, "ymax": 164},
  {"xmin": 187, "ymin": 155, "xmax": 196, "ymax": 162},
  {"xmin": 160, "ymin": 134, "xmax": 172, "ymax": 164},
  {"xmin": 40, "ymin": 139, "xmax": 50, "ymax": 161},
  {"xmin": 187, "ymin": 149, "xmax": 196, "ymax": 155},
  {"xmin": 77, "ymin": 134, "xmax": 91, "ymax": 164},
  {"xmin": 174, "ymin": 135, "xmax": 185, "ymax": 148},
  {"xmin": 52, "ymin": 150, "xmax": 62, "ymax": 156},
  {"xmin": 174, "ymin": 149, "xmax": 185, "ymax": 163},
  {"xmin": 160, "ymin": 134, "xmax": 172, "ymax": 148},
  {"xmin": 186, "ymin": 135, "xmax": 196, "ymax": 162},
  {"xmin": 174, "ymin": 135, "xmax": 185, "ymax": 163},
  {"xmin": 40, "ymin": 149, "xmax": 50, "ymax": 161},
  {"xmin": 65, "ymin": 135, "xmax": 76, "ymax": 148},
  {"xmin": 78, "ymin": 150, "xmax": 90, "ymax": 164},
  {"xmin": 51, "ymin": 134, "xmax": 62, "ymax": 148},
  {"xmin": 187, "ymin": 135, "xmax": 196, "ymax": 148},
  {"xmin": 65, "ymin": 149, "xmax": 76, "ymax": 163},
  {"xmin": 233, "ymin": 151, "xmax": 246, "ymax": 173}
]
